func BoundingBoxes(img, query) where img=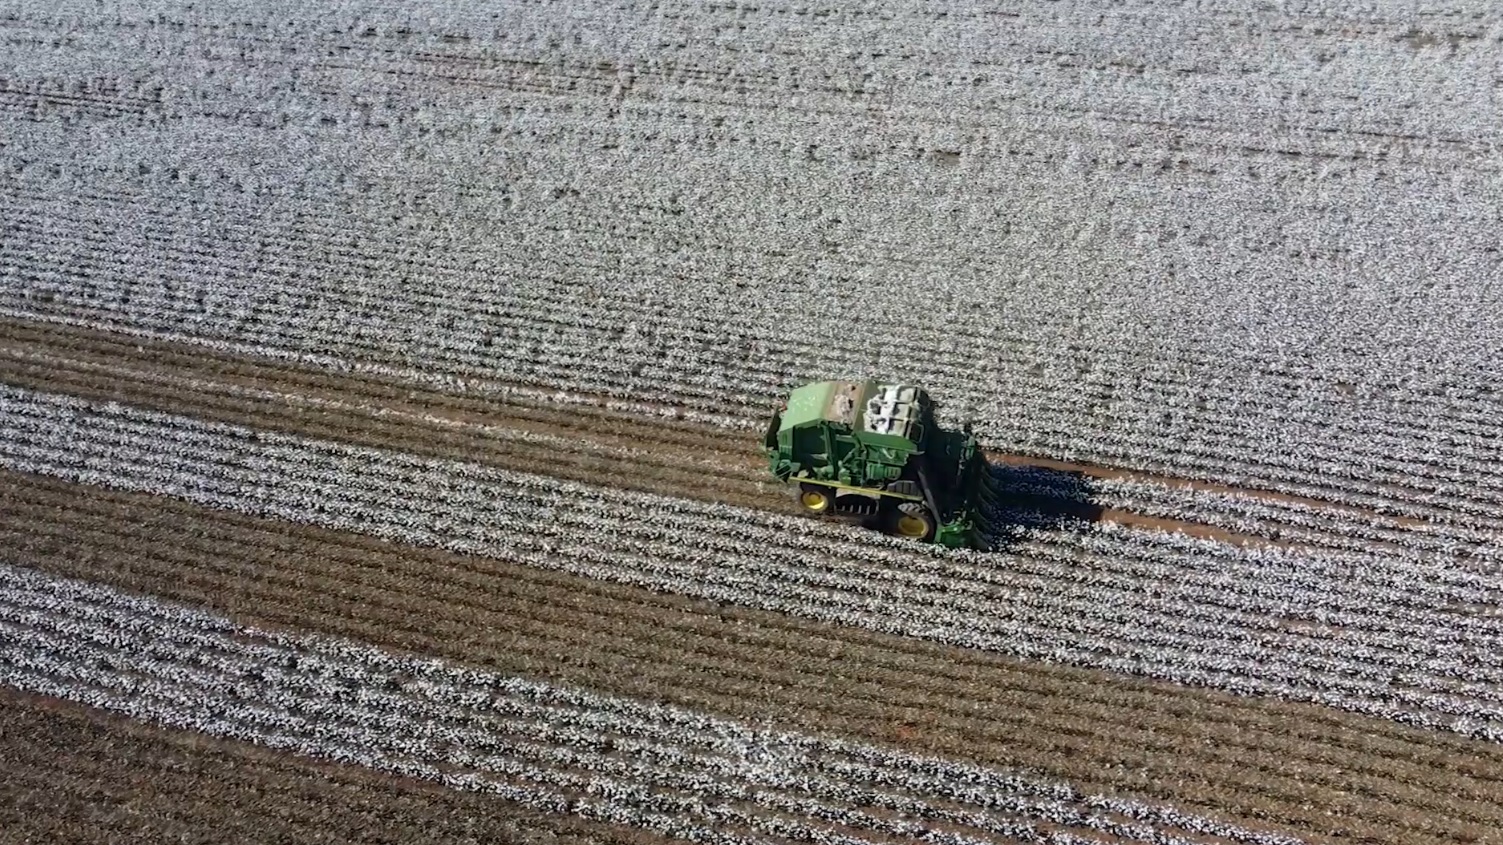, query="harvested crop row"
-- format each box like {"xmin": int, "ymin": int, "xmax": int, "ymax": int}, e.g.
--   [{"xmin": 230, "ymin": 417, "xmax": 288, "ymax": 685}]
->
[
  {"xmin": 0, "ymin": 311, "xmax": 1322, "ymax": 554},
  {"xmin": 0, "ymin": 690, "xmax": 671, "ymax": 845},
  {"xmin": 5, "ymin": 471, "xmax": 1501, "ymax": 844},
  {"xmin": 6, "ymin": 310, "xmax": 1495, "ymax": 562},
  {"xmin": 0, "ymin": 323, "xmax": 785, "ymax": 510},
  {"xmin": 0, "ymin": 312, "xmax": 758, "ymax": 465},
  {"xmin": 5, "ymin": 382, "xmax": 1503, "ymax": 750},
  {"xmin": 6, "ymin": 195, "xmax": 1503, "ymax": 525},
  {"xmin": 13, "ymin": 466, "xmax": 1501, "ymax": 792},
  {"xmin": 0, "ymin": 562, "xmax": 1320, "ymax": 845},
  {"xmin": 5, "ymin": 379, "xmax": 1500, "ymax": 731},
  {"xmin": 1073, "ymin": 473, "xmax": 1503, "ymax": 563},
  {"xmin": 5, "ymin": 371, "xmax": 1490, "ymax": 688},
  {"xmin": 986, "ymin": 463, "xmax": 1486, "ymax": 559}
]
